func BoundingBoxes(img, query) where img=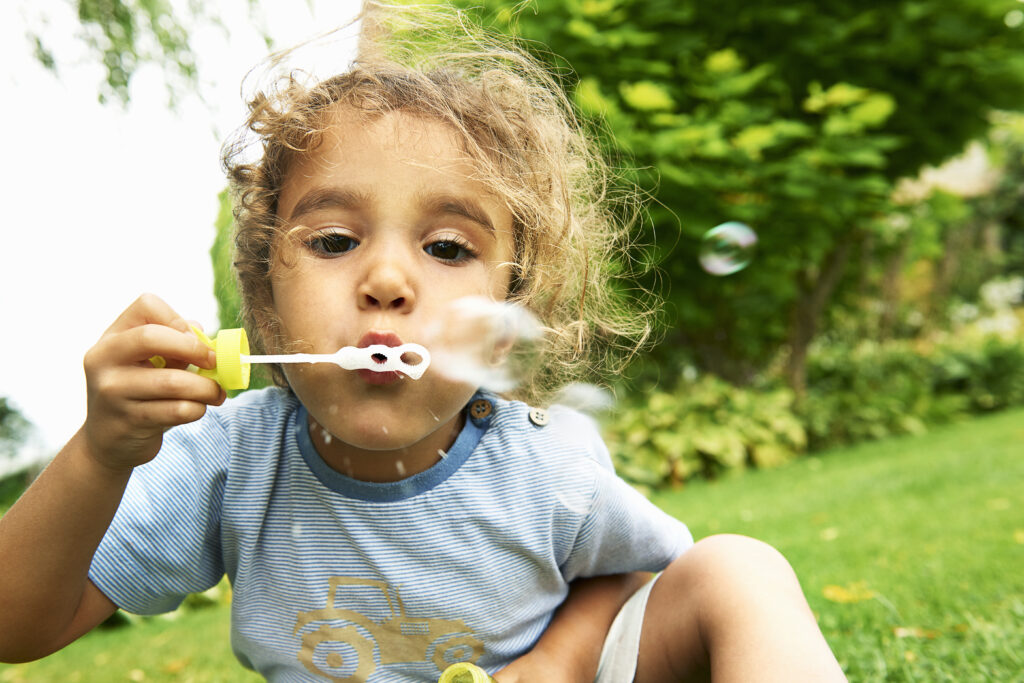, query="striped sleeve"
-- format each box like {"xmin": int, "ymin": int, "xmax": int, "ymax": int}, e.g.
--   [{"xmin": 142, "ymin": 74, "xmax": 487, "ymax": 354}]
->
[
  {"xmin": 560, "ymin": 463, "xmax": 693, "ymax": 581},
  {"xmin": 88, "ymin": 412, "xmax": 230, "ymax": 615}
]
